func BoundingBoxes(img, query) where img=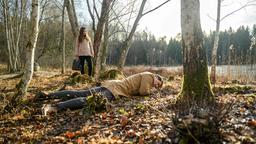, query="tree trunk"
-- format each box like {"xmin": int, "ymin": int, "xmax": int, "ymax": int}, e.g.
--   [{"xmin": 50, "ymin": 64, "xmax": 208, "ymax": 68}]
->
[
  {"xmin": 71, "ymin": 0, "xmax": 79, "ymax": 29},
  {"xmin": 2, "ymin": 0, "xmax": 26, "ymax": 73},
  {"xmin": 210, "ymin": 0, "xmax": 221, "ymax": 84},
  {"xmin": 118, "ymin": 0, "xmax": 147, "ymax": 70},
  {"xmin": 14, "ymin": 0, "xmax": 40, "ymax": 101},
  {"xmin": 100, "ymin": 10, "xmax": 110, "ymax": 72},
  {"xmin": 61, "ymin": 0, "xmax": 66, "ymax": 74},
  {"xmin": 66, "ymin": 0, "xmax": 78, "ymax": 38},
  {"xmin": 179, "ymin": 0, "xmax": 213, "ymax": 105},
  {"xmin": 86, "ymin": 0, "xmax": 96, "ymax": 32},
  {"xmin": 93, "ymin": 0, "xmax": 112, "ymax": 79},
  {"xmin": 3, "ymin": 0, "xmax": 14, "ymax": 72}
]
